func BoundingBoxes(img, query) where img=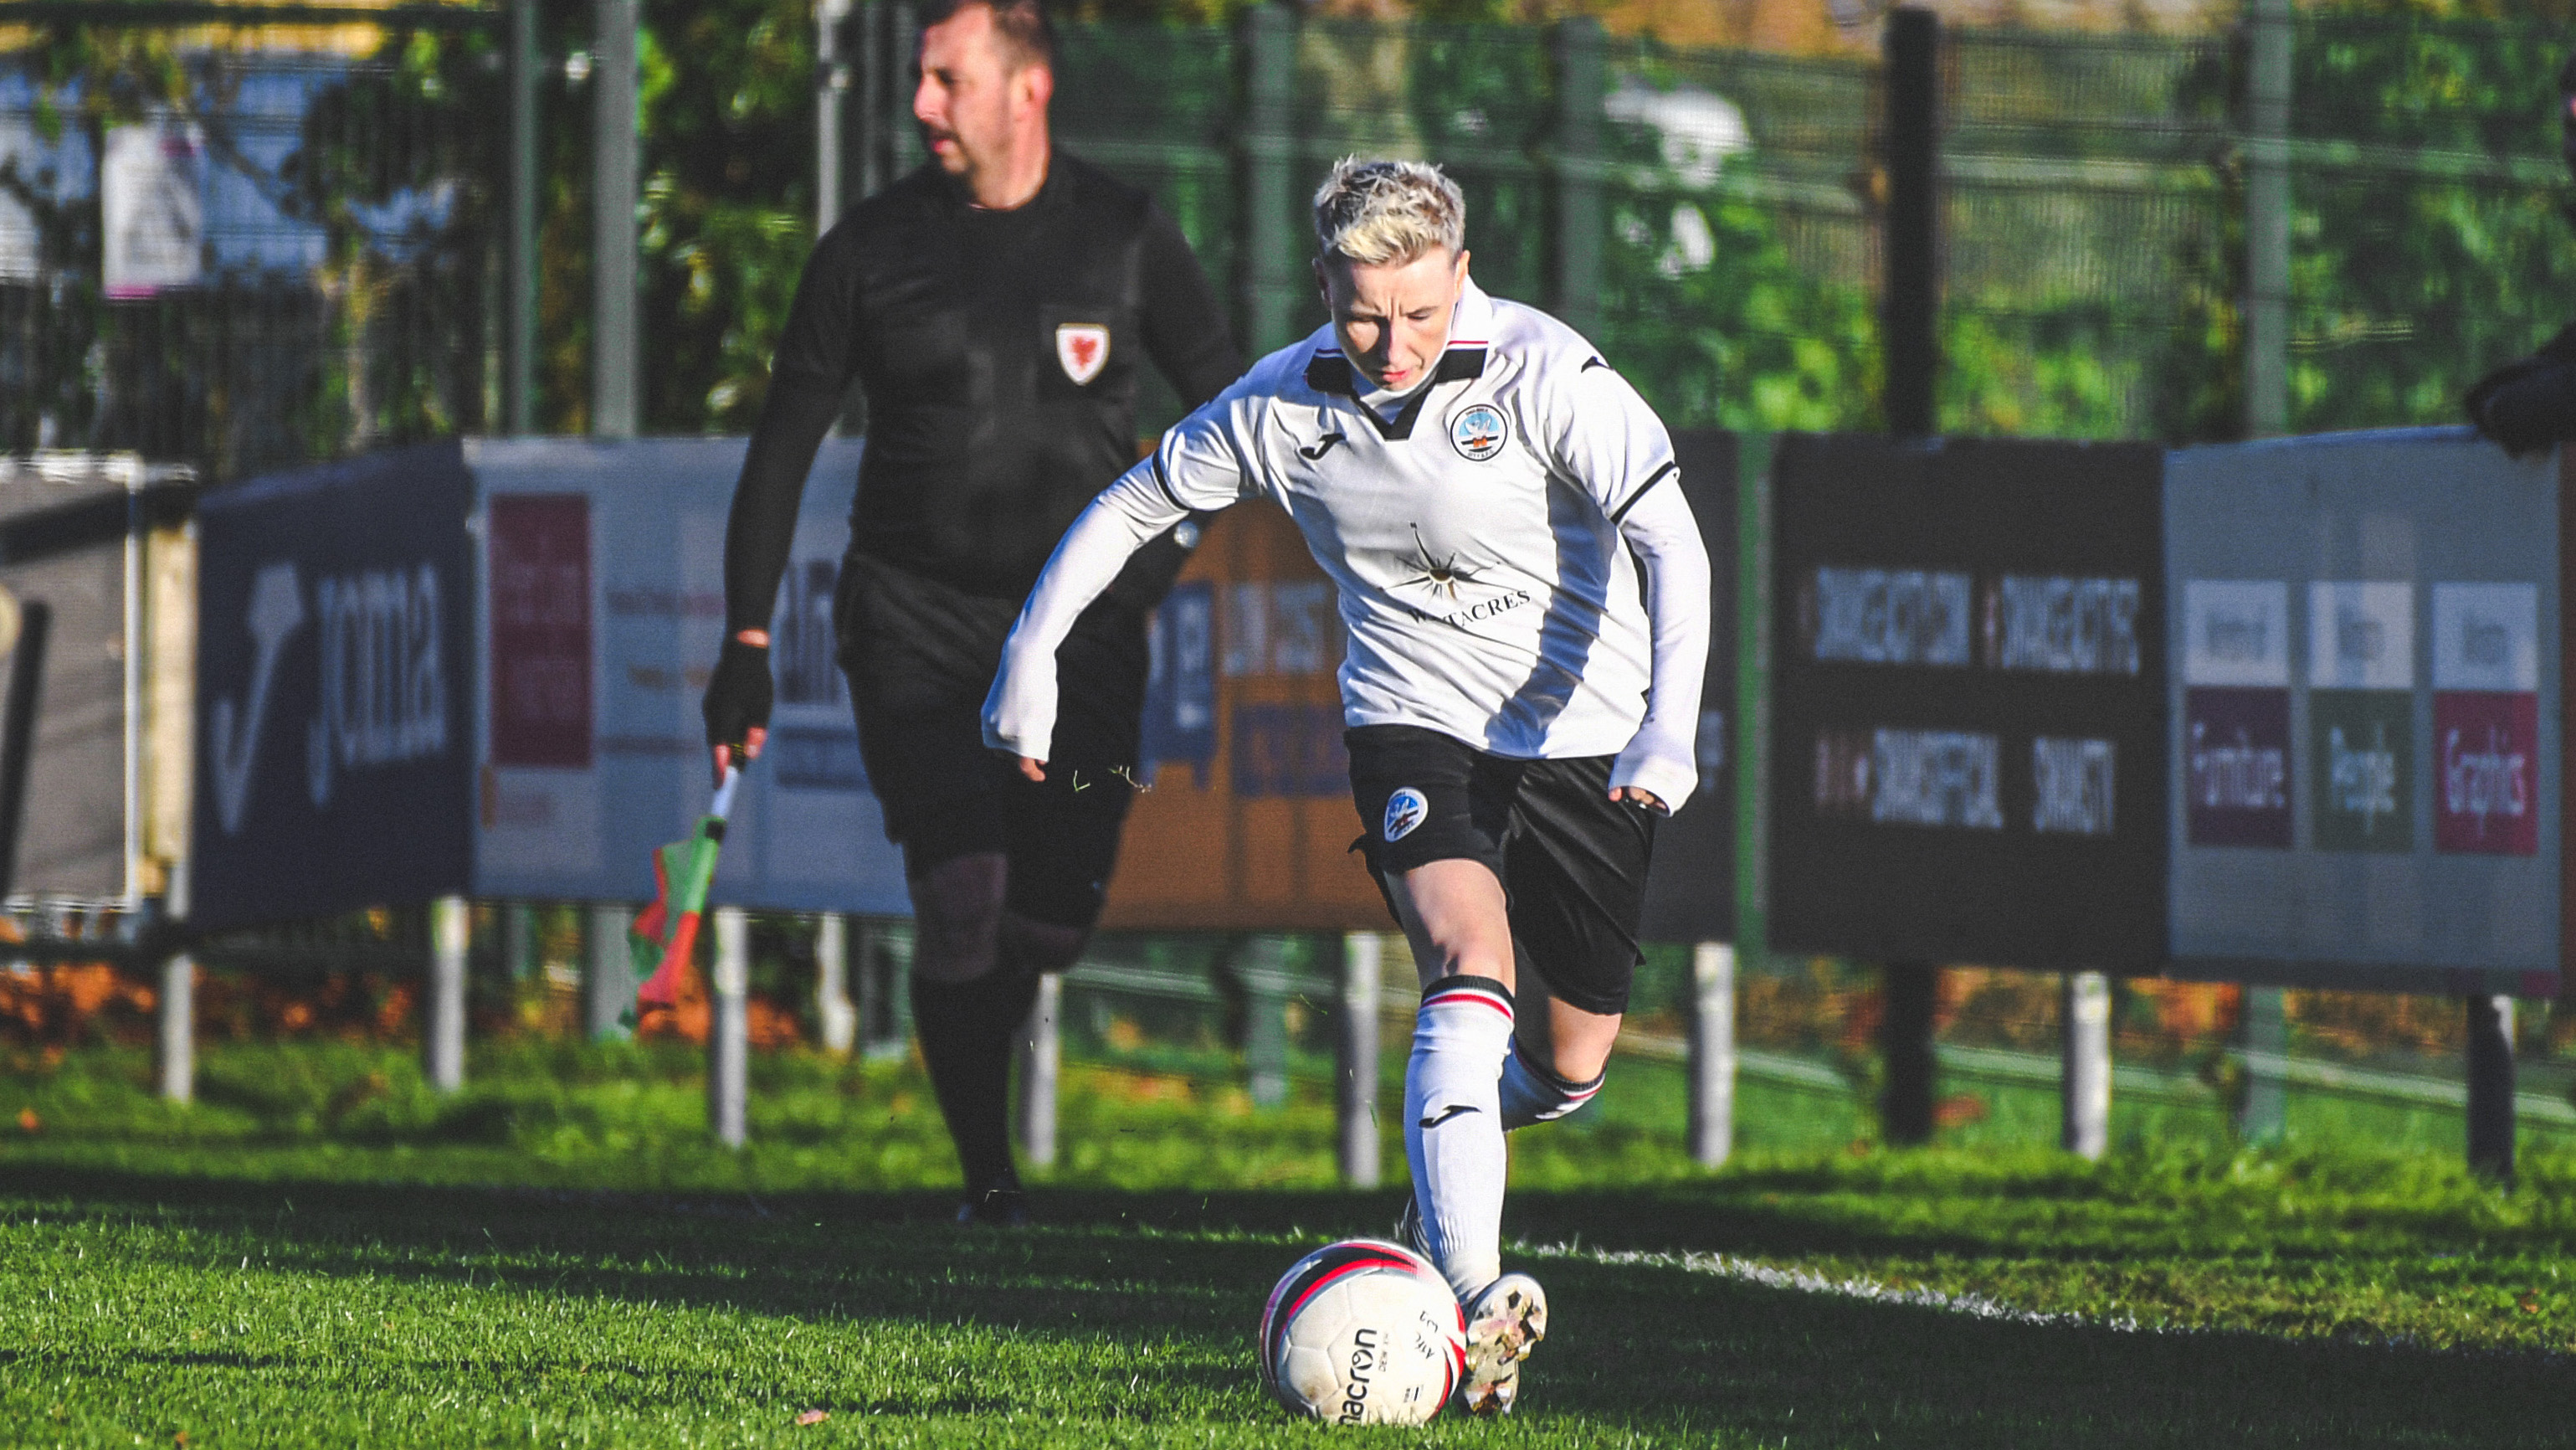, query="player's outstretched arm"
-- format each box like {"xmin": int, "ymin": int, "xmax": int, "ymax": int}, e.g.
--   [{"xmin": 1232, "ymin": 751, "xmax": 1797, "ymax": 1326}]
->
[
  {"xmin": 983, "ymin": 464, "xmax": 1191, "ymax": 772},
  {"xmin": 1609, "ymin": 478, "xmax": 1711, "ymax": 814}
]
